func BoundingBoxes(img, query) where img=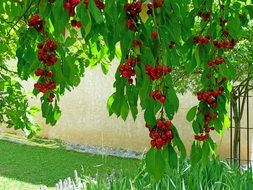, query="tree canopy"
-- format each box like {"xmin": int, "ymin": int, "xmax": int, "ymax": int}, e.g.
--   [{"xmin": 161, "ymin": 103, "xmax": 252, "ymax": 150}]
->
[{"xmin": 0, "ymin": 0, "xmax": 253, "ymax": 179}]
